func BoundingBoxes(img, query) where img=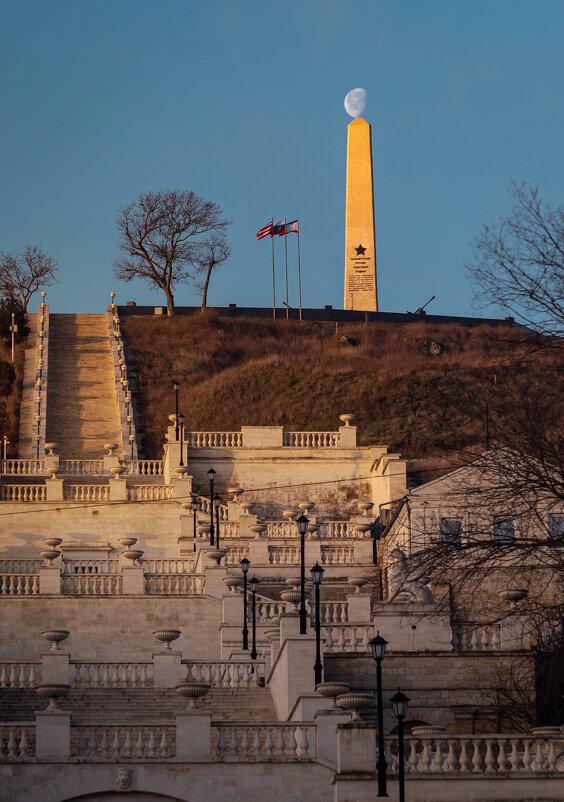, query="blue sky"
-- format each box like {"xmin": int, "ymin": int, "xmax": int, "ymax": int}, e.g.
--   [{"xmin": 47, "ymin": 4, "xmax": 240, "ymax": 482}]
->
[{"xmin": 1, "ymin": 0, "xmax": 563, "ymax": 316}]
